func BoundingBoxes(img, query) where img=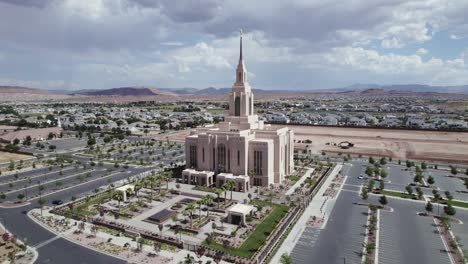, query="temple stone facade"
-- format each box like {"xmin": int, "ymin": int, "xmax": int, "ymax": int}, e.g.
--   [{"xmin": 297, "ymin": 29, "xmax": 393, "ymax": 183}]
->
[{"xmin": 183, "ymin": 31, "xmax": 294, "ymax": 191}]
